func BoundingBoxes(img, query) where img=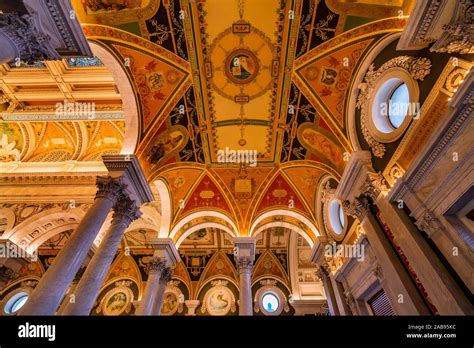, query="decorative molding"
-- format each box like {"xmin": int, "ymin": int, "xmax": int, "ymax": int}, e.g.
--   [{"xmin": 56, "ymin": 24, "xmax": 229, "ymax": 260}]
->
[
  {"xmin": 95, "ymin": 176, "xmax": 126, "ymax": 203},
  {"xmin": 0, "ymin": 0, "xmax": 92, "ymax": 64},
  {"xmin": 335, "ymin": 150, "xmax": 373, "ymax": 202},
  {"xmin": 398, "ymin": 0, "xmax": 473, "ymax": 54},
  {"xmin": 112, "ymin": 195, "xmax": 142, "ymax": 227},
  {"xmin": 0, "ymin": 12, "xmax": 59, "ymax": 64},
  {"xmin": 414, "ymin": 211, "xmax": 442, "ymax": 238},
  {"xmin": 321, "ymin": 180, "xmax": 336, "ymax": 203},
  {"xmin": 388, "ymin": 67, "xmax": 473, "ymax": 201},
  {"xmin": 200, "ymin": 280, "xmax": 237, "ymax": 315},
  {"xmin": 356, "ymin": 56, "xmax": 431, "ymax": 157},
  {"xmin": 102, "ymin": 155, "xmax": 154, "ymax": 205},
  {"xmin": 148, "ymin": 238, "xmax": 181, "ymax": 267},
  {"xmin": 342, "ymin": 196, "xmax": 370, "ymax": 222},
  {"xmin": 361, "ymin": 172, "xmax": 389, "ymax": 201},
  {"xmin": 236, "ymin": 257, "xmax": 254, "ymax": 274},
  {"xmin": 372, "ymin": 263, "xmax": 384, "ymax": 282},
  {"xmin": 144, "ymin": 257, "xmax": 167, "ymax": 275}
]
